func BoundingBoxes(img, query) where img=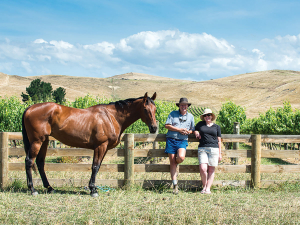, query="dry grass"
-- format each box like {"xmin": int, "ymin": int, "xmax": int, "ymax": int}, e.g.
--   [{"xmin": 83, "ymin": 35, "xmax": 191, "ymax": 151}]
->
[
  {"xmin": 2, "ymin": 70, "xmax": 300, "ymax": 118},
  {"xmin": 1, "ymin": 183, "xmax": 300, "ymax": 224},
  {"xmin": 4, "ymin": 151, "xmax": 300, "ymax": 224}
]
